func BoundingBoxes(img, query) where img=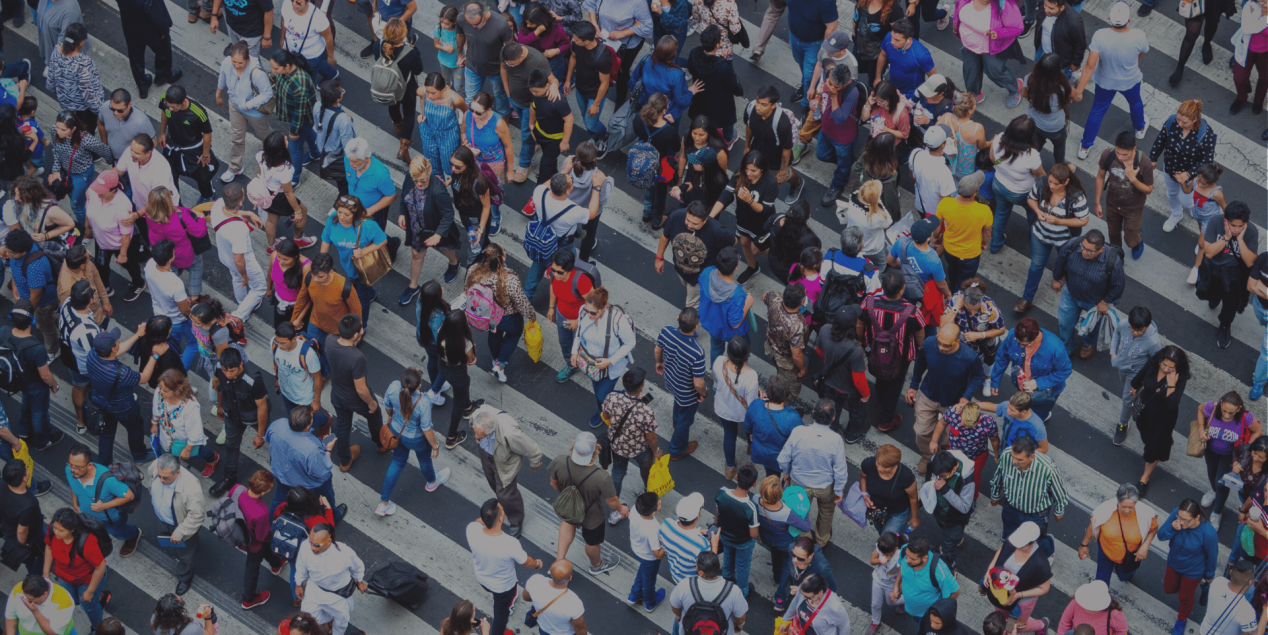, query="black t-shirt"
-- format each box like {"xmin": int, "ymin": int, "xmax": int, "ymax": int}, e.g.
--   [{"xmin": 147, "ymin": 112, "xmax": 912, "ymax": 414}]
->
[
  {"xmin": 133, "ymin": 340, "xmax": 185, "ymax": 389},
  {"xmin": 819, "ymin": 334, "xmax": 867, "ymax": 396},
  {"xmin": 860, "ymin": 457, "xmax": 916, "ymax": 513},
  {"xmin": 1204, "ymin": 221, "xmax": 1260, "ymax": 270},
  {"xmin": 214, "ymin": 369, "xmax": 269, "ymax": 423},
  {"xmin": 661, "ymin": 209, "xmax": 735, "ymax": 285},
  {"xmin": 373, "ymin": 40, "xmax": 425, "ymax": 90},
  {"xmin": 0, "ymin": 485, "xmax": 41, "ymax": 544},
  {"xmin": 222, "ymin": 0, "xmax": 271, "ymax": 38},
  {"xmin": 634, "ymin": 118, "xmax": 682, "ymax": 162},
  {"xmin": 743, "ymin": 106, "xmax": 793, "ymax": 172},
  {"xmin": 159, "ymin": 97, "xmax": 214, "ymax": 148},
  {"xmin": 0, "ymin": 327, "xmax": 47, "ymax": 385},
  {"xmin": 717, "ymin": 172, "xmax": 779, "ymax": 235},
  {"xmin": 572, "ymin": 44, "xmax": 613, "ymax": 100},
  {"xmin": 531, "ymin": 95, "xmax": 572, "ymax": 138},
  {"xmin": 325, "ymin": 338, "xmax": 367, "ymax": 408}
]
